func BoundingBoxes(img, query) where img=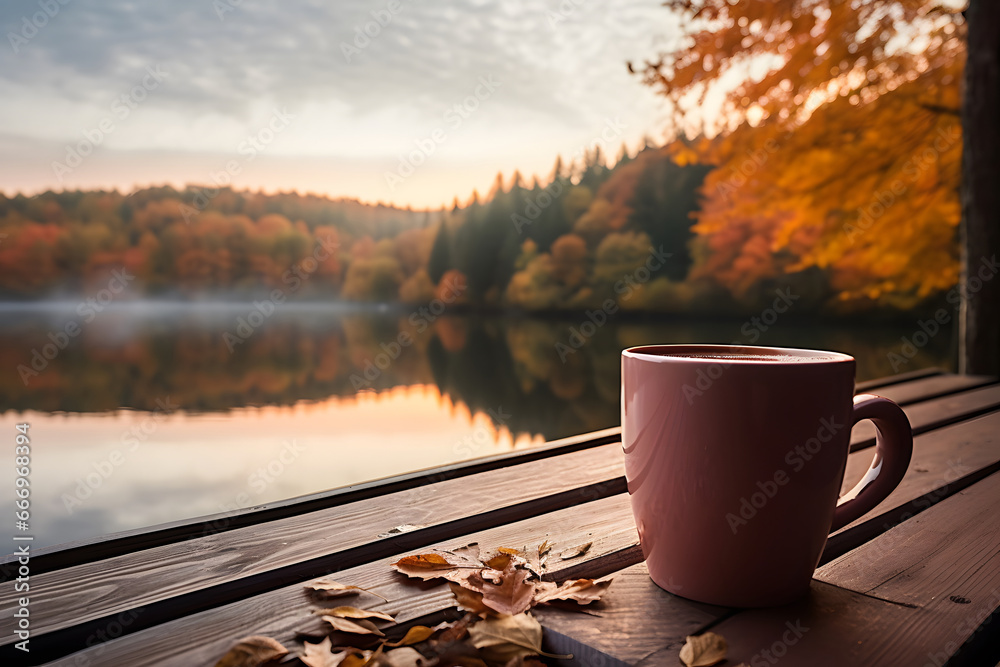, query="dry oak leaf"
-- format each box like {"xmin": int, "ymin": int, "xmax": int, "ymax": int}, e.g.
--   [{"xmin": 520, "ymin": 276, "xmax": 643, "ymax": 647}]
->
[
  {"xmin": 468, "ymin": 613, "xmax": 571, "ymax": 663},
  {"xmin": 214, "ymin": 635, "xmax": 288, "ymax": 667},
  {"xmin": 306, "ymin": 578, "xmax": 388, "ymax": 602},
  {"xmin": 533, "ymin": 577, "xmax": 613, "ymax": 605},
  {"xmin": 480, "ymin": 561, "xmax": 537, "ymax": 616},
  {"xmin": 559, "ymin": 542, "xmax": 592, "ymax": 560},
  {"xmin": 314, "ymin": 606, "xmax": 396, "ymax": 622},
  {"xmin": 679, "ymin": 631, "xmax": 728, "ymax": 667},
  {"xmin": 384, "ymin": 625, "xmax": 437, "ymax": 647},
  {"xmin": 321, "ymin": 615, "xmax": 386, "ymax": 637}
]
